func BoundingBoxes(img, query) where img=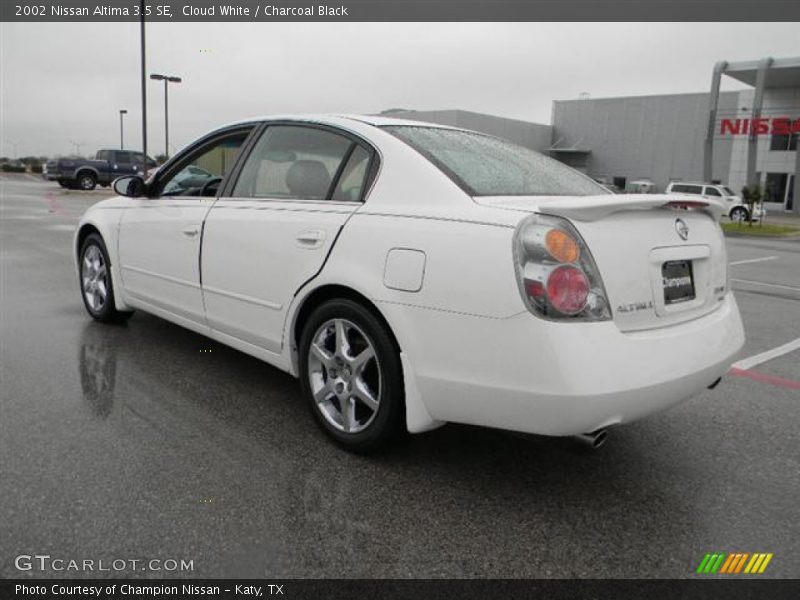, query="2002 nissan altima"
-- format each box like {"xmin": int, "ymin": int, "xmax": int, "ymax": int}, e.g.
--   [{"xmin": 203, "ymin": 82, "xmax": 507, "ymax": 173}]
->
[{"xmin": 75, "ymin": 115, "xmax": 745, "ymax": 452}]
